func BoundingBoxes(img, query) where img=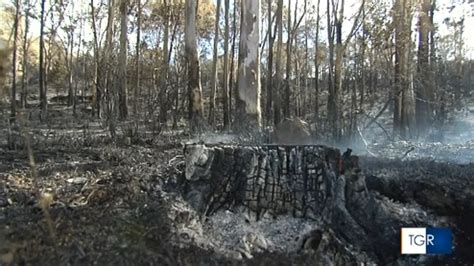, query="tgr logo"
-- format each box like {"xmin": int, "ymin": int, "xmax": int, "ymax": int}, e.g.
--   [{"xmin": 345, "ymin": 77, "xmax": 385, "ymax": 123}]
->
[{"xmin": 401, "ymin": 227, "xmax": 453, "ymax": 254}]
